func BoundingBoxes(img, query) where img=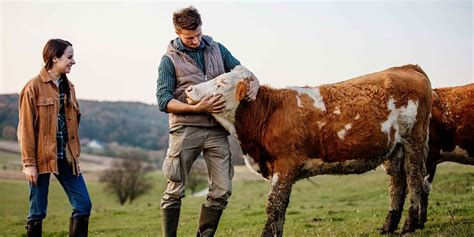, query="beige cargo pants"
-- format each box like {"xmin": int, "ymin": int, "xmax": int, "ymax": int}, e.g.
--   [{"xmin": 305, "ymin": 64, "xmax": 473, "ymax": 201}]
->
[{"xmin": 161, "ymin": 126, "xmax": 233, "ymax": 210}]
